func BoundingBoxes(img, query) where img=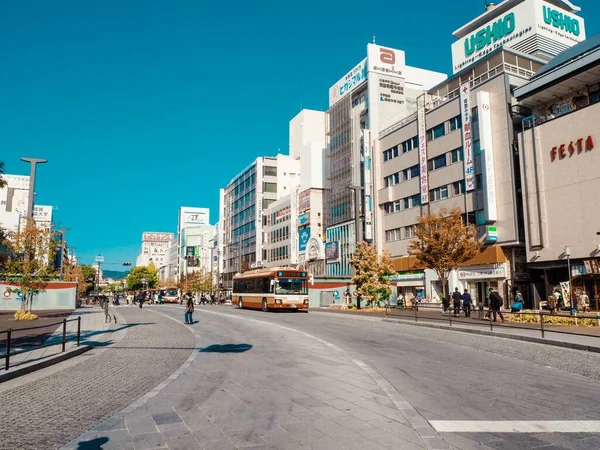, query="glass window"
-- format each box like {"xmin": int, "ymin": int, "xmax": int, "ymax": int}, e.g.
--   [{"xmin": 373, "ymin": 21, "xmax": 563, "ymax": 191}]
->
[
  {"xmin": 429, "ymin": 154, "xmax": 447, "ymax": 171},
  {"xmin": 394, "ymin": 172, "xmax": 400, "ymax": 184},
  {"xmin": 404, "ymin": 225, "xmax": 416, "ymax": 239},
  {"xmin": 451, "ymin": 147, "xmax": 464, "ymax": 163},
  {"xmin": 394, "ymin": 200, "xmax": 401, "ymax": 212},
  {"xmin": 427, "ymin": 123, "xmax": 445, "ymax": 141},
  {"xmin": 473, "ymin": 140, "xmax": 481, "ymax": 156},
  {"xmin": 411, "ymin": 194, "xmax": 420, "ymax": 208},
  {"xmin": 452, "ymin": 180, "xmax": 465, "ymax": 195},
  {"xmin": 393, "ymin": 146, "xmax": 399, "ymax": 157},
  {"xmin": 476, "ymin": 210, "xmax": 486, "ymax": 226},
  {"xmin": 276, "ymin": 278, "xmax": 308, "ymax": 295},
  {"xmin": 263, "ymin": 182, "xmax": 277, "ymax": 193},
  {"xmin": 410, "ymin": 165, "xmax": 419, "ymax": 179}
]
